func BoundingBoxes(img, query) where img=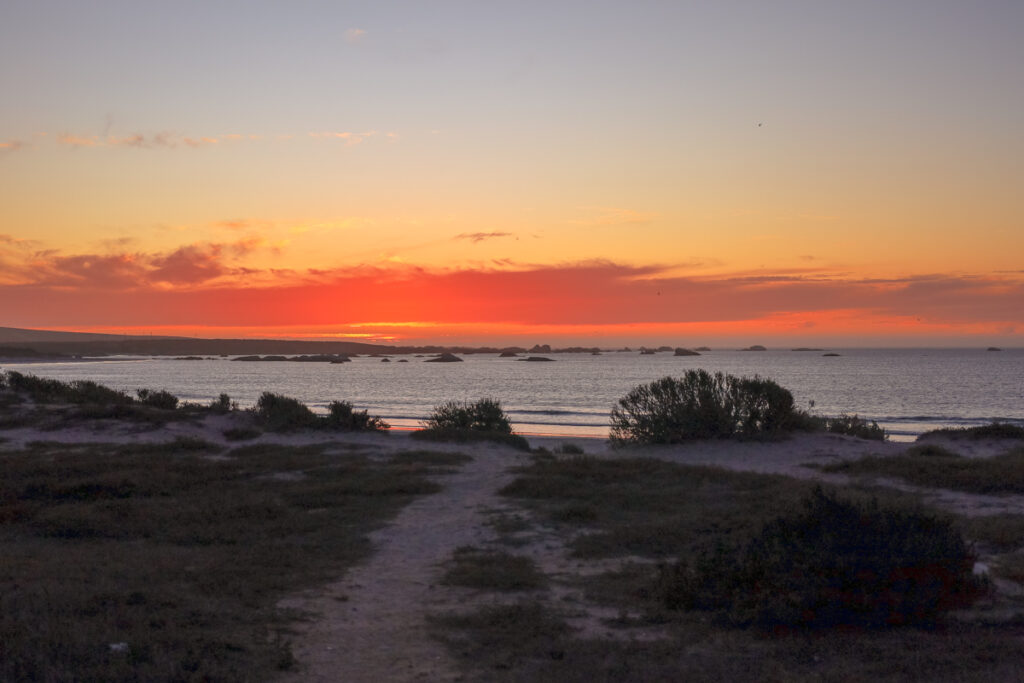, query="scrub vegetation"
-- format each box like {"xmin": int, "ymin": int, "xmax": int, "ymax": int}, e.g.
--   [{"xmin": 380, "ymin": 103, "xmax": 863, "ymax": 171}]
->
[
  {"xmin": 0, "ymin": 439, "xmax": 450, "ymax": 681},
  {"xmin": 609, "ymin": 371, "xmax": 813, "ymax": 445},
  {"xmin": 412, "ymin": 398, "xmax": 530, "ymax": 450}
]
